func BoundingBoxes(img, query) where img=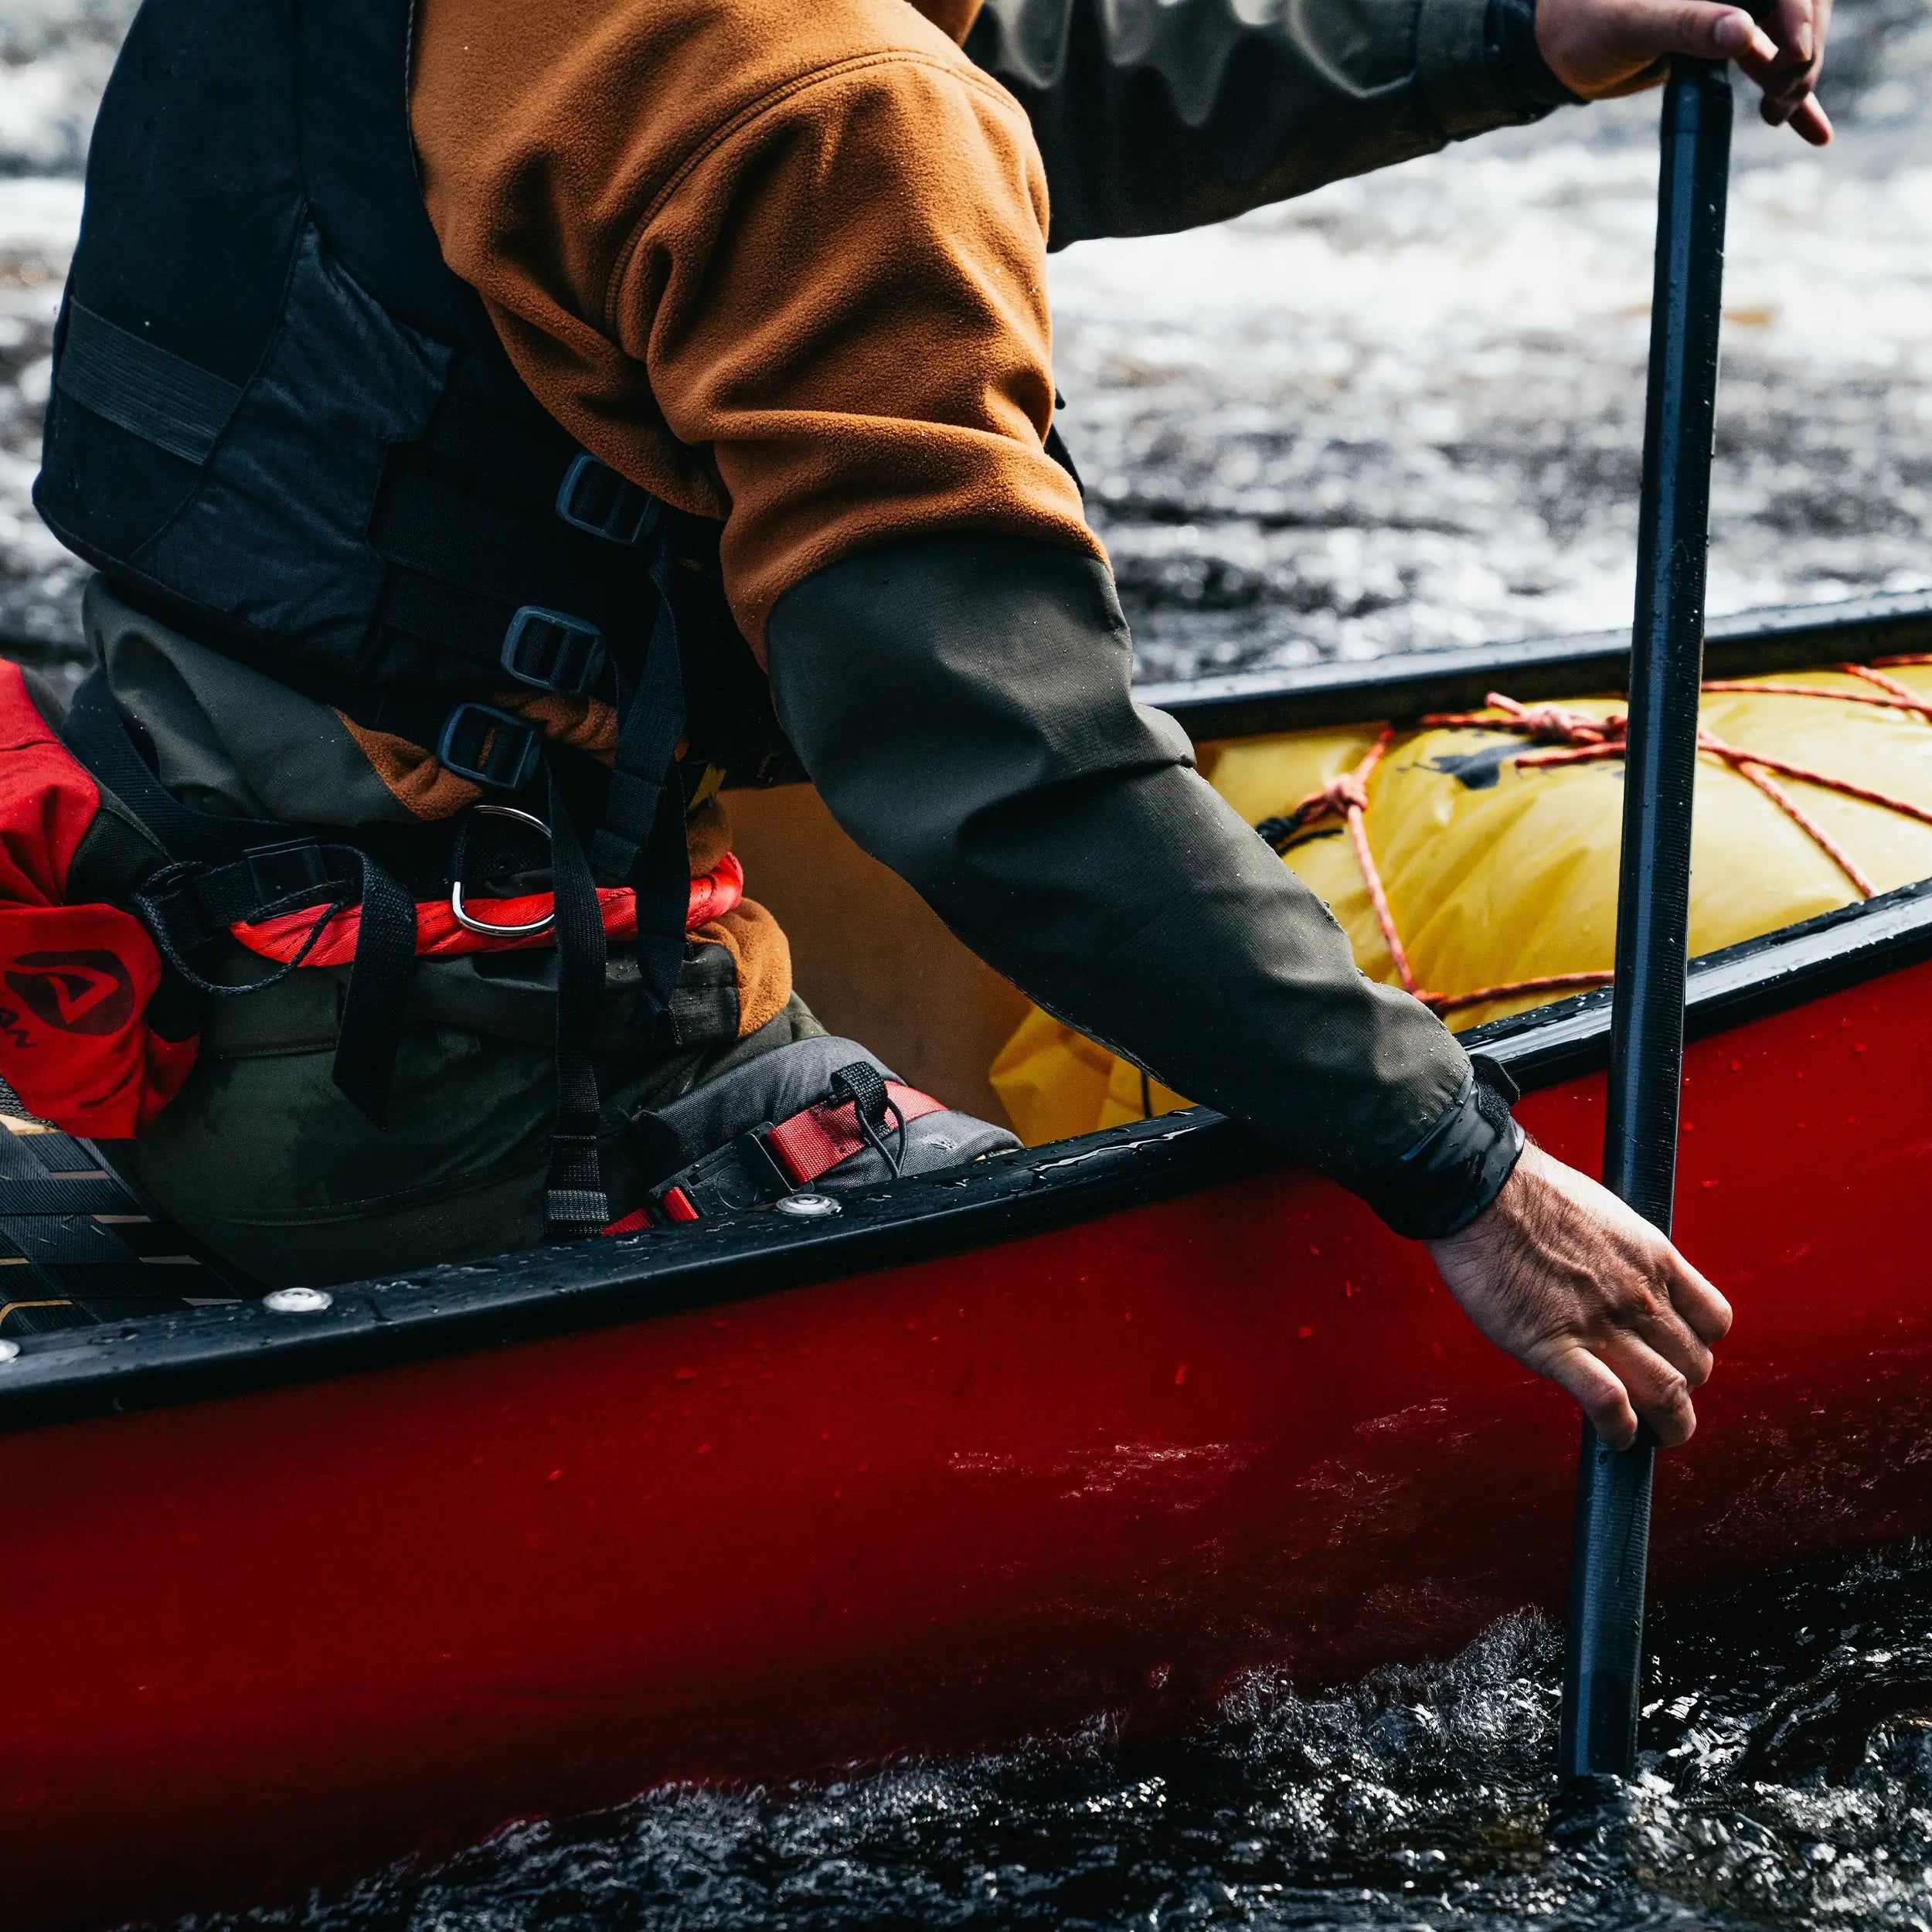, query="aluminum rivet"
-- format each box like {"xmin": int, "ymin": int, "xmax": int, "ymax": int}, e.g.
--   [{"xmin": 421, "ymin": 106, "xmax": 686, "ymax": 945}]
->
[
  {"xmin": 774, "ymin": 1192, "xmax": 841, "ymax": 1220},
  {"xmin": 0, "ymin": 1339, "xmax": 19, "ymax": 1363},
  {"xmin": 264, "ymin": 1287, "xmax": 333, "ymax": 1314}
]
